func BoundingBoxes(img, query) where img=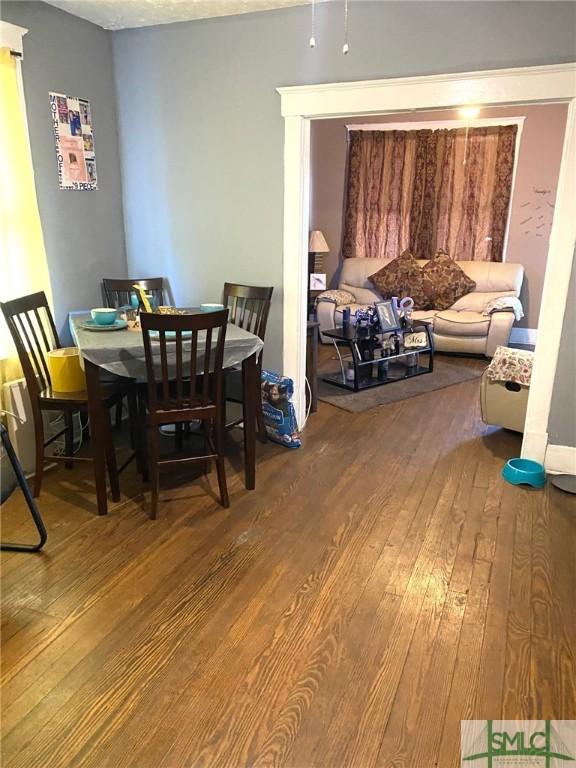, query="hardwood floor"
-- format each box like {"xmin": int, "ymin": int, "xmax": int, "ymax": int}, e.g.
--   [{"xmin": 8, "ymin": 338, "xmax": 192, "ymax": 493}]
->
[{"xmin": 1, "ymin": 370, "xmax": 575, "ymax": 767}]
